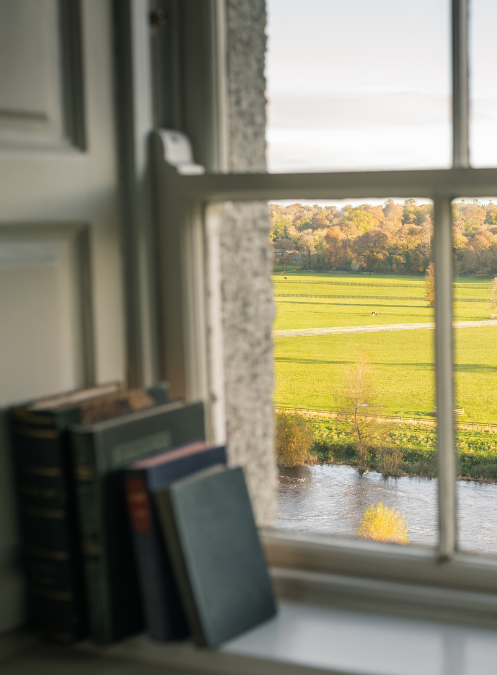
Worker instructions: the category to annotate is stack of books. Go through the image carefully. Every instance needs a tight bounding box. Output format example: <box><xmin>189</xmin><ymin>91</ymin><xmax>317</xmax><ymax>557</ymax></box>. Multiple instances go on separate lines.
<box><xmin>10</xmin><ymin>382</ymin><xmax>276</xmax><ymax>648</ymax></box>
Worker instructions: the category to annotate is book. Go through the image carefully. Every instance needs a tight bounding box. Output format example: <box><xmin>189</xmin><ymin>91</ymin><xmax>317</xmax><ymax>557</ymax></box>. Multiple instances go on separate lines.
<box><xmin>9</xmin><ymin>381</ymin><xmax>169</xmax><ymax>644</ymax></box>
<box><xmin>154</xmin><ymin>466</ymin><xmax>277</xmax><ymax>647</ymax></box>
<box><xmin>70</xmin><ymin>399</ymin><xmax>205</xmax><ymax>644</ymax></box>
<box><xmin>125</xmin><ymin>441</ymin><xmax>228</xmax><ymax>641</ymax></box>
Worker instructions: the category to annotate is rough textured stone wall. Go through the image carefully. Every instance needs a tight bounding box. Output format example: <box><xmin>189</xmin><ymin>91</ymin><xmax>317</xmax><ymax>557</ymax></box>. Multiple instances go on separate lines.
<box><xmin>220</xmin><ymin>0</ymin><xmax>277</xmax><ymax>526</ymax></box>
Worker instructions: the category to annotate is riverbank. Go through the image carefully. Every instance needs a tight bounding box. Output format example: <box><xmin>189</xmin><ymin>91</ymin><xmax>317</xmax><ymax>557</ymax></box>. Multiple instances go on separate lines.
<box><xmin>277</xmin><ymin>464</ymin><xmax>497</xmax><ymax>553</ymax></box>
<box><xmin>311</xmin><ymin>418</ymin><xmax>497</xmax><ymax>482</ymax></box>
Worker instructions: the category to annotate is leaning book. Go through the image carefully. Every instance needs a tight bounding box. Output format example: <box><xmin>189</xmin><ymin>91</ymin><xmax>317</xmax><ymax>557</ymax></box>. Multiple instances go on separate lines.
<box><xmin>70</xmin><ymin>399</ymin><xmax>205</xmax><ymax>644</ymax></box>
<box><xmin>154</xmin><ymin>465</ymin><xmax>277</xmax><ymax>647</ymax></box>
<box><xmin>9</xmin><ymin>381</ymin><xmax>169</xmax><ymax>643</ymax></box>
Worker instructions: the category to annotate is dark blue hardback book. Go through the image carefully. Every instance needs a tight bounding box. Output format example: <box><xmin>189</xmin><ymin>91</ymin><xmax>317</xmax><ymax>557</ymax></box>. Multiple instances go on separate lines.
<box><xmin>154</xmin><ymin>466</ymin><xmax>277</xmax><ymax>647</ymax></box>
<box><xmin>125</xmin><ymin>441</ymin><xmax>227</xmax><ymax>641</ymax></box>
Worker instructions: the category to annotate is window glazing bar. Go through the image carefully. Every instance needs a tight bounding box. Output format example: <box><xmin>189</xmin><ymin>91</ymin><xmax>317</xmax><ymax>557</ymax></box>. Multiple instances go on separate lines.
<box><xmin>433</xmin><ymin>198</ymin><xmax>457</xmax><ymax>559</ymax></box>
<box><xmin>452</xmin><ymin>0</ymin><xmax>470</xmax><ymax>168</ymax></box>
<box><xmin>168</xmin><ymin>167</ymin><xmax>497</xmax><ymax>202</ymax></box>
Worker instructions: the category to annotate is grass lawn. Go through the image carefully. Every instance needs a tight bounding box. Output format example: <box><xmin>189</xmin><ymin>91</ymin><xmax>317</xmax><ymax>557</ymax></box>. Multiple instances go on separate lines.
<box><xmin>273</xmin><ymin>272</ymin><xmax>497</xmax><ymax>479</ymax></box>
<box><xmin>272</xmin><ymin>272</ymin><xmax>492</xmax><ymax>330</ymax></box>
<box><xmin>275</xmin><ymin>322</ymin><xmax>497</xmax><ymax>422</ymax></box>
<box><xmin>274</xmin><ymin>299</ymin><xmax>494</xmax><ymax>330</ymax></box>
<box><xmin>275</xmin><ymin>330</ymin><xmax>436</xmax><ymax>416</ymax></box>
<box><xmin>273</xmin><ymin>270</ymin><xmax>492</xmax><ymax>287</ymax></box>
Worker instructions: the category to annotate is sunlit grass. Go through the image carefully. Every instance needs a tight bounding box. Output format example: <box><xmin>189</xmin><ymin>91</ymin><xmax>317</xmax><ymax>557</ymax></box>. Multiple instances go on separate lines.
<box><xmin>272</xmin><ymin>272</ymin><xmax>492</xmax><ymax>331</ymax></box>
<box><xmin>273</xmin><ymin>297</ymin><xmax>490</xmax><ymax>331</ymax></box>
<box><xmin>273</xmin><ymin>272</ymin><xmax>497</xmax><ymax>479</ymax></box>
<box><xmin>274</xmin><ymin>327</ymin><xmax>497</xmax><ymax>423</ymax></box>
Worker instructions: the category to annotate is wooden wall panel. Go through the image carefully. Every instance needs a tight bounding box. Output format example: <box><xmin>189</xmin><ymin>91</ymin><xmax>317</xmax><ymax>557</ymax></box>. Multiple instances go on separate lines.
<box><xmin>0</xmin><ymin>0</ymin><xmax>84</xmax><ymax>150</ymax></box>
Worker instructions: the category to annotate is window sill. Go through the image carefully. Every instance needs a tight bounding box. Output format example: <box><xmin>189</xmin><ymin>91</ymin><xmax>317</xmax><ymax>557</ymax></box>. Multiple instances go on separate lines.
<box><xmin>262</xmin><ymin>529</ymin><xmax>497</xmax><ymax>602</ymax></box>
<box><xmin>4</xmin><ymin>531</ymin><xmax>497</xmax><ymax>675</ymax></box>
<box><xmin>3</xmin><ymin>599</ymin><xmax>497</xmax><ymax>675</ymax></box>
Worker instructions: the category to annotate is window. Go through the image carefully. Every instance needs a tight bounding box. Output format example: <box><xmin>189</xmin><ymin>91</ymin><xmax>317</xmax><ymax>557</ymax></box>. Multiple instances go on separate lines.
<box><xmin>154</xmin><ymin>0</ymin><xmax>497</xmax><ymax>605</ymax></box>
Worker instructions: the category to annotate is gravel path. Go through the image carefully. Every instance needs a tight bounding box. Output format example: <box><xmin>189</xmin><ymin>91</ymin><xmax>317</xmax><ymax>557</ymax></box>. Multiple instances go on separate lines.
<box><xmin>274</xmin><ymin>293</ymin><xmax>486</xmax><ymax>302</ymax></box>
<box><xmin>273</xmin><ymin>319</ymin><xmax>497</xmax><ymax>338</ymax></box>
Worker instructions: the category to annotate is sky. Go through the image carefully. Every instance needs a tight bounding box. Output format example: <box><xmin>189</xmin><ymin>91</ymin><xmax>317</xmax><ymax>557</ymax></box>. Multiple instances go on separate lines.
<box><xmin>265</xmin><ymin>0</ymin><xmax>497</xmax><ymax>176</ymax></box>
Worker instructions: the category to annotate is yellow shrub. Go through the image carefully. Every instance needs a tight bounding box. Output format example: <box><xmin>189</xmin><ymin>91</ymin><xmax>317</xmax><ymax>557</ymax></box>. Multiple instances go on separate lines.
<box><xmin>276</xmin><ymin>411</ymin><xmax>315</xmax><ymax>467</ymax></box>
<box><xmin>358</xmin><ymin>502</ymin><xmax>410</xmax><ymax>544</ymax></box>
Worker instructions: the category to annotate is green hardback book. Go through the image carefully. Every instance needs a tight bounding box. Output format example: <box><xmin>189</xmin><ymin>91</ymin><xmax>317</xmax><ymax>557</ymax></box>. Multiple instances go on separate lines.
<box><xmin>154</xmin><ymin>466</ymin><xmax>277</xmax><ymax>648</ymax></box>
<box><xmin>70</xmin><ymin>399</ymin><xmax>205</xmax><ymax>644</ymax></box>
<box><xmin>9</xmin><ymin>381</ymin><xmax>169</xmax><ymax>643</ymax></box>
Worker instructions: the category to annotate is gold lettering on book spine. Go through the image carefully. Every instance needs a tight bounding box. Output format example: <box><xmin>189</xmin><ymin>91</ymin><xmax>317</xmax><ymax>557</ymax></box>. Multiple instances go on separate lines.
<box><xmin>39</xmin><ymin>630</ymin><xmax>73</xmax><ymax>643</ymax></box>
<box><xmin>21</xmin><ymin>484</ymin><xmax>57</xmax><ymax>499</ymax></box>
<box><xmin>75</xmin><ymin>465</ymin><xmax>95</xmax><ymax>481</ymax></box>
<box><xmin>10</xmin><ymin>409</ymin><xmax>56</xmax><ymax>426</ymax></box>
<box><xmin>30</xmin><ymin>588</ymin><xmax>73</xmax><ymax>601</ymax></box>
<box><xmin>82</xmin><ymin>536</ymin><xmax>102</xmax><ymax>556</ymax></box>
<box><xmin>12</xmin><ymin>426</ymin><xmax>59</xmax><ymax>439</ymax></box>
<box><xmin>20</xmin><ymin>465</ymin><xmax>61</xmax><ymax>477</ymax></box>
<box><xmin>22</xmin><ymin>505</ymin><xmax>66</xmax><ymax>519</ymax></box>
<box><xmin>26</xmin><ymin>546</ymin><xmax>70</xmax><ymax>561</ymax></box>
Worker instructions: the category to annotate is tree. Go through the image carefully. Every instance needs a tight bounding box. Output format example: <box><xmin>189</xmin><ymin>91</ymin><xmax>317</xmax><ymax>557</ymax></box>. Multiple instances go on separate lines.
<box><xmin>424</xmin><ymin>262</ymin><xmax>435</xmax><ymax>307</ymax></box>
<box><xmin>453</xmin><ymin>201</ymin><xmax>486</xmax><ymax>234</ymax></box>
<box><xmin>275</xmin><ymin>411</ymin><xmax>315</xmax><ymax>467</ymax></box>
<box><xmin>324</xmin><ymin>226</ymin><xmax>348</xmax><ymax>270</ymax></box>
<box><xmin>353</xmin><ymin>228</ymin><xmax>389</xmax><ymax>273</ymax></box>
<box><xmin>485</xmin><ymin>202</ymin><xmax>497</xmax><ymax>226</ymax></box>
<box><xmin>358</xmin><ymin>502</ymin><xmax>410</xmax><ymax>544</ymax></box>
<box><xmin>269</xmin><ymin>200</ymin><xmax>495</xmax><ymax>275</ymax></box>
<box><xmin>269</xmin><ymin>212</ymin><xmax>292</xmax><ymax>241</ymax></box>
<box><xmin>273</xmin><ymin>237</ymin><xmax>295</xmax><ymax>272</ymax></box>
<box><xmin>337</xmin><ymin>354</ymin><xmax>381</xmax><ymax>469</ymax></box>
<box><xmin>342</xmin><ymin>206</ymin><xmax>376</xmax><ymax>235</ymax></box>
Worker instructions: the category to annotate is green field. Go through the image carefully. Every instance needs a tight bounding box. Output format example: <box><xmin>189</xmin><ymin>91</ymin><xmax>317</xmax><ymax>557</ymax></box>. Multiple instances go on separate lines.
<box><xmin>273</xmin><ymin>272</ymin><xmax>497</xmax><ymax>479</ymax></box>
<box><xmin>273</xmin><ymin>272</ymin><xmax>491</xmax><ymax>330</ymax></box>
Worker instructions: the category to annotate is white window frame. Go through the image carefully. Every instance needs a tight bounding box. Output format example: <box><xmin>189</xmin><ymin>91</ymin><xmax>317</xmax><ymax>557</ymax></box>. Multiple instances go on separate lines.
<box><xmin>153</xmin><ymin>0</ymin><xmax>497</xmax><ymax>620</ymax></box>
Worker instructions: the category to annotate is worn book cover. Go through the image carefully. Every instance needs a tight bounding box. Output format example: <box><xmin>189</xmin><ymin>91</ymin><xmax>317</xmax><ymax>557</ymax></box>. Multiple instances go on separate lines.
<box><xmin>154</xmin><ymin>466</ymin><xmax>277</xmax><ymax>647</ymax></box>
<box><xmin>9</xmin><ymin>381</ymin><xmax>169</xmax><ymax>643</ymax></box>
<box><xmin>71</xmin><ymin>399</ymin><xmax>205</xmax><ymax>644</ymax></box>
<box><xmin>125</xmin><ymin>441</ymin><xmax>227</xmax><ymax>641</ymax></box>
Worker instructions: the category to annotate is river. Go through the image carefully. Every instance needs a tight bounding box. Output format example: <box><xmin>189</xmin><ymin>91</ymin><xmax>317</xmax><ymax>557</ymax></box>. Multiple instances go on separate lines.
<box><xmin>277</xmin><ymin>464</ymin><xmax>497</xmax><ymax>554</ymax></box>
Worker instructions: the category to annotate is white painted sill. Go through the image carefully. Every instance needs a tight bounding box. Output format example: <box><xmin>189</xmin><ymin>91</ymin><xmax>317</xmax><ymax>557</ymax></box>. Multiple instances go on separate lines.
<box><xmin>4</xmin><ymin>530</ymin><xmax>497</xmax><ymax>675</ymax></box>
<box><xmin>3</xmin><ymin>599</ymin><xmax>497</xmax><ymax>675</ymax></box>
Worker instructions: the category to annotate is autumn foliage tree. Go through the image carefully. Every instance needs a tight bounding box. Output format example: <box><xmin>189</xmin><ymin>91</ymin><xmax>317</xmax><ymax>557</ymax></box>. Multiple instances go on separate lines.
<box><xmin>275</xmin><ymin>411</ymin><xmax>315</xmax><ymax>467</ymax></box>
<box><xmin>272</xmin><ymin>237</ymin><xmax>295</xmax><ymax>272</ymax></box>
<box><xmin>337</xmin><ymin>354</ymin><xmax>381</xmax><ymax>470</ymax></box>
<box><xmin>270</xmin><ymin>198</ymin><xmax>497</xmax><ymax>276</ymax></box>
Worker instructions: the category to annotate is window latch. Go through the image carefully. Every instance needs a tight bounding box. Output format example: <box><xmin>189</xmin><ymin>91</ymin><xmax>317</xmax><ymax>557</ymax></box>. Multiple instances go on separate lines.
<box><xmin>157</xmin><ymin>130</ymin><xmax>205</xmax><ymax>176</ymax></box>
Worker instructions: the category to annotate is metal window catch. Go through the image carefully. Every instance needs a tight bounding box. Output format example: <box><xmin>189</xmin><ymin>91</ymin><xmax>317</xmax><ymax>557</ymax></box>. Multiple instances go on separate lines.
<box><xmin>150</xmin><ymin>9</ymin><xmax>167</xmax><ymax>26</ymax></box>
<box><xmin>157</xmin><ymin>130</ymin><xmax>205</xmax><ymax>176</ymax></box>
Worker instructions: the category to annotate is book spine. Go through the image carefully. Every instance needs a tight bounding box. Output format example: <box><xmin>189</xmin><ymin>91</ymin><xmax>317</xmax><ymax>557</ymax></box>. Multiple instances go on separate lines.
<box><xmin>71</xmin><ymin>431</ymin><xmax>113</xmax><ymax>644</ymax></box>
<box><xmin>125</xmin><ymin>473</ymin><xmax>168</xmax><ymax>640</ymax></box>
<box><xmin>9</xmin><ymin>414</ymin><xmax>87</xmax><ymax>643</ymax></box>
<box><xmin>155</xmin><ymin>489</ymin><xmax>206</xmax><ymax>646</ymax></box>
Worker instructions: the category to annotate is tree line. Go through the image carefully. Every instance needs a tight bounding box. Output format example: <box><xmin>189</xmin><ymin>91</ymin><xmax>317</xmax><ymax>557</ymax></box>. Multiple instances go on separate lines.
<box><xmin>270</xmin><ymin>199</ymin><xmax>497</xmax><ymax>275</ymax></box>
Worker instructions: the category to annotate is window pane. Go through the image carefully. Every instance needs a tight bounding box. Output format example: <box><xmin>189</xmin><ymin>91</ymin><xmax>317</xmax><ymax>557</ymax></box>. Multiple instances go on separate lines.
<box><xmin>452</xmin><ymin>198</ymin><xmax>497</xmax><ymax>554</ymax></box>
<box><xmin>272</xmin><ymin>197</ymin><xmax>437</xmax><ymax>547</ymax></box>
<box><xmin>265</xmin><ymin>0</ymin><xmax>451</xmax><ymax>172</ymax></box>
<box><xmin>469</xmin><ymin>0</ymin><xmax>497</xmax><ymax>167</ymax></box>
